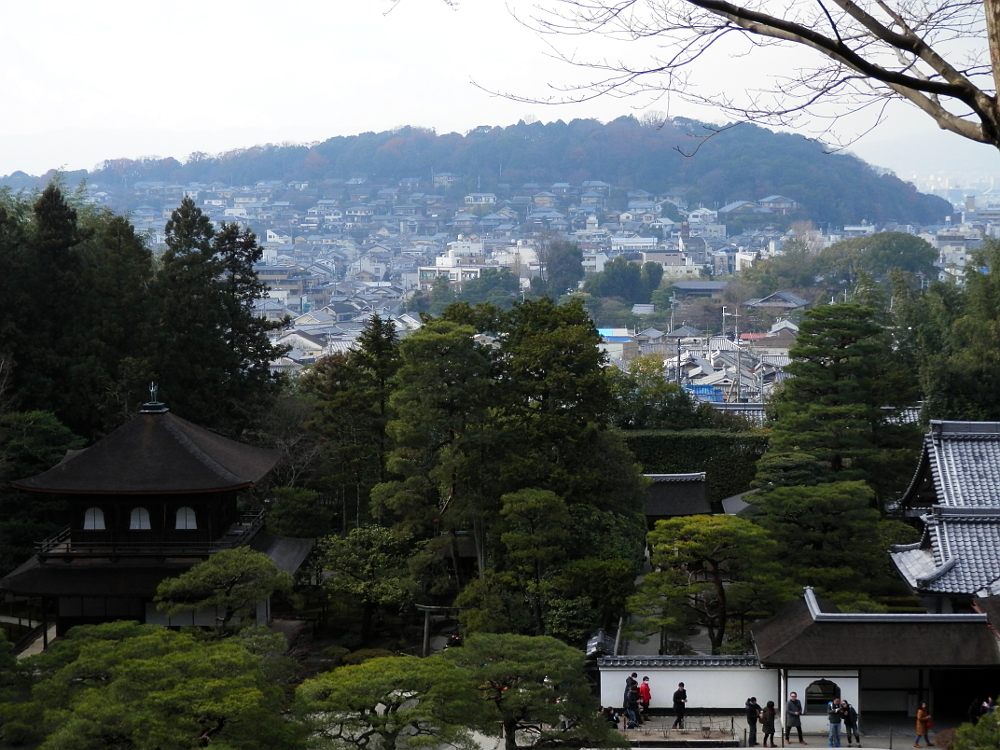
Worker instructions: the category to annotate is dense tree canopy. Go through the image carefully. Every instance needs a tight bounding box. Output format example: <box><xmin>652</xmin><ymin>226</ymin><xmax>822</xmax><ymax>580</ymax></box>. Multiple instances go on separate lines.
<box><xmin>443</xmin><ymin>633</ymin><xmax>624</xmax><ymax>750</ymax></box>
<box><xmin>630</xmin><ymin>515</ymin><xmax>793</xmax><ymax>653</ymax></box>
<box><xmin>296</xmin><ymin>655</ymin><xmax>478</xmax><ymax>750</ymax></box>
<box><xmin>0</xmin><ymin>622</ymin><xmax>300</xmax><ymax>749</ymax></box>
<box><xmin>73</xmin><ymin>119</ymin><xmax>949</xmax><ymax>226</ymax></box>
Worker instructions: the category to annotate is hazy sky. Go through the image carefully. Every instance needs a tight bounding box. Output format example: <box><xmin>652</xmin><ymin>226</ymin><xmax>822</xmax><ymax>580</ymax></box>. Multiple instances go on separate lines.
<box><xmin>0</xmin><ymin>0</ymin><xmax>993</xmax><ymax>183</ymax></box>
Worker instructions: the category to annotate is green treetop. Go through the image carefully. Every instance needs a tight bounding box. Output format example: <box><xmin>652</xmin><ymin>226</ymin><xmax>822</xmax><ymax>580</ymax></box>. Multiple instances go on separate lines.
<box><xmin>154</xmin><ymin>547</ymin><xmax>292</xmax><ymax>634</ymax></box>
<box><xmin>444</xmin><ymin>633</ymin><xmax>625</xmax><ymax>750</ymax></box>
<box><xmin>296</xmin><ymin>655</ymin><xmax>479</xmax><ymax>750</ymax></box>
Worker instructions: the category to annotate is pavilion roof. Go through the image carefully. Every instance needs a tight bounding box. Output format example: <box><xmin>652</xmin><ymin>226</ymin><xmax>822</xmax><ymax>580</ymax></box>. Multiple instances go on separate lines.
<box><xmin>11</xmin><ymin>405</ymin><xmax>281</xmax><ymax>495</ymax></box>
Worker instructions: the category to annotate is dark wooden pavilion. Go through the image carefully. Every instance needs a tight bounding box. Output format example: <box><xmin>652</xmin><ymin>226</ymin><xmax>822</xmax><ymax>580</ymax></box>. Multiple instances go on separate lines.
<box><xmin>0</xmin><ymin>400</ymin><xmax>312</xmax><ymax>637</ymax></box>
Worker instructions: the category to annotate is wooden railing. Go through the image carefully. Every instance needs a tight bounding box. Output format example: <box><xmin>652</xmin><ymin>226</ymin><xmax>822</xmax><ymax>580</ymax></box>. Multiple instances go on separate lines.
<box><xmin>36</xmin><ymin>511</ymin><xmax>266</xmax><ymax>559</ymax></box>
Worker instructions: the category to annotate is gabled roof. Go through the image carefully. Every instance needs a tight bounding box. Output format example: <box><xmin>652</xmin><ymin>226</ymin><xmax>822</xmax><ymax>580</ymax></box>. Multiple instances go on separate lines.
<box><xmin>752</xmin><ymin>587</ymin><xmax>1000</xmax><ymax>667</ymax></box>
<box><xmin>12</xmin><ymin>406</ymin><xmax>281</xmax><ymax>495</ymax></box>
<box><xmin>746</xmin><ymin>291</ymin><xmax>809</xmax><ymax>309</ymax></box>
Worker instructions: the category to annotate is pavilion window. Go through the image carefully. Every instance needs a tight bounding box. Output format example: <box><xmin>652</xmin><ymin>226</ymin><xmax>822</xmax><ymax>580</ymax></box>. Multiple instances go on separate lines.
<box><xmin>805</xmin><ymin>679</ymin><xmax>840</xmax><ymax>713</ymax></box>
<box><xmin>83</xmin><ymin>507</ymin><xmax>105</xmax><ymax>530</ymax></box>
<box><xmin>175</xmin><ymin>506</ymin><xmax>197</xmax><ymax>530</ymax></box>
<box><xmin>130</xmin><ymin>507</ymin><xmax>151</xmax><ymax>530</ymax></box>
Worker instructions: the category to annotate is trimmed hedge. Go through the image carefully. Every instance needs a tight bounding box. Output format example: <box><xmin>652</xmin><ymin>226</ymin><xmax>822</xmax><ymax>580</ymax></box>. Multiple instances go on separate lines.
<box><xmin>622</xmin><ymin>429</ymin><xmax>769</xmax><ymax>505</ymax></box>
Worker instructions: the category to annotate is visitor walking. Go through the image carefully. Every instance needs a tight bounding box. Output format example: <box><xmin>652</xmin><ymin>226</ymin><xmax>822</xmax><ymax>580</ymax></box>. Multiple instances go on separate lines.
<box><xmin>914</xmin><ymin>703</ymin><xmax>932</xmax><ymax>747</ymax></box>
<box><xmin>639</xmin><ymin>677</ymin><xmax>652</xmax><ymax>720</ymax></box>
<box><xmin>785</xmin><ymin>691</ymin><xmax>806</xmax><ymax>745</ymax></box>
<box><xmin>672</xmin><ymin>682</ymin><xmax>688</xmax><ymax>729</ymax></box>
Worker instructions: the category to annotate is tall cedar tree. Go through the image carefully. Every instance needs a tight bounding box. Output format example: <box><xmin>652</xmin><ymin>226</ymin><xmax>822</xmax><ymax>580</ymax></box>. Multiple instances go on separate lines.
<box><xmin>756</xmin><ymin>302</ymin><xmax>918</xmax><ymax>494</ymax></box>
<box><xmin>151</xmin><ymin>198</ymin><xmax>287</xmax><ymax>435</ymax></box>
<box><xmin>15</xmin><ymin>187</ymin><xmax>85</xmax><ymax>428</ymax></box>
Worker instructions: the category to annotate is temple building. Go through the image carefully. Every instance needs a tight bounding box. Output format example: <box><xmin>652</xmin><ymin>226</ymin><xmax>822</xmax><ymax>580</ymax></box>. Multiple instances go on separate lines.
<box><xmin>0</xmin><ymin>399</ymin><xmax>312</xmax><ymax>637</ymax></box>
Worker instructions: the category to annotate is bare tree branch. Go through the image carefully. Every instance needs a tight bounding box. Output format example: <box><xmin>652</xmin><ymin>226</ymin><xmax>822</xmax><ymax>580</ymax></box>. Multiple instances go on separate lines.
<box><xmin>487</xmin><ymin>0</ymin><xmax>1000</xmax><ymax>151</ymax></box>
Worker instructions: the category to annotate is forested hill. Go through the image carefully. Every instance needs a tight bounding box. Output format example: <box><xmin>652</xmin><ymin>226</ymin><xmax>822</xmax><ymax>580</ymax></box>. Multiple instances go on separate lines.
<box><xmin>3</xmin><ymin>116</ymin><xmax>948</xmax><ymax>225</ymax></box>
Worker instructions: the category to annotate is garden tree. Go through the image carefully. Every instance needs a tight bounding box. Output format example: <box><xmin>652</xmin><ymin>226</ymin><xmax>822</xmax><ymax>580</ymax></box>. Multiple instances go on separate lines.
<box><xmin>497</xmin><ymin>489</ymin><xmax>571</xmax><ymax>635</ymax></box>
<box><xmin>154</xmin><ymin>547</ymin><xmax>293</xmax><ymax>634</ymax></box>
<box><xmin>149</xmin><ymin>198</ymin><xmax>287</xmax><ymax>436</ymax></box>
<box><xmin>267</xmin><ymin>487</ymin><xmax>334</xmax><ymax>538</ymax></box>
<box><xmin>302</xmin><ymin>315</ymin><xmax>401</xmax><ymax>525</ymax></box>
<box><xmin>0</xmin><ymin>411</ymin><xmax>84</xmax><ymax>575</ymax></box>
<box><xmin>629</xmin><ymin>515</ymin><xmax>794</xmax><ymax>654</ymax></box>
<box><xmin>296</xmin><ymin>655</ymin><xmax>479</xmax><ymax>750</ymax></box>
<box><xmin>910</xmin><ymin>241</ymin><xmax>1000</xmax><ymax>420</ymax></box>
<box><xmin>372</xmin><ymin>319</ymin><xmax>495</xmax><ymax>571</ymax></box>
<box><xmin>542</xmin><ymin>240</ymin><xmax>584</xmax><ymax>295</ymax></box>
<box><xmin>609</xmin><ymin>355</ymin><xmax>714</xmax><ymax>429</ymax></box>
<box><xmin>750</xmin><ymin>481</ymin><xmax>915</xmax><ymax>597</ymax></box>
<box><xmin>443</xmin><ymin>633</ymin><xmax>625</xmax><ymax>750</ymax></box>
<box><xmin>521</xmin><ymin>0</ymin><xmax>1000</xmax><ymax>154</ymax></box>
<box><xmin>0</xmin><ymin>622</ymin><xmax>300</xmax><ymax>749</ymax></box>
<box><xmin>756</xmin><ymin>302</ymin><xmax>920</xmax><ymax>495</ymax></box>
<box><xmin>487</xmin><ymin>298</ymin><xmax>647</xmax><ymax>553</ymax></box>
<box><xmin>318</xmin><ymin>525</ymin><xmax>417</xmax><ymax>639</ymax></box>
<box><xmin>954</xmin><ymin>707</ymin><xmax>1000</xmax><ymax>749</ymax></box>
<box><xmin>814</xmin><ymin>232</ymin><xmax>938</xmax><ymax>286</ymax></box>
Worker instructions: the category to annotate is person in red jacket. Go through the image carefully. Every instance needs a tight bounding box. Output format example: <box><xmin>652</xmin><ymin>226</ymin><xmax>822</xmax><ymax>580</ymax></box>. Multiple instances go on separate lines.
<box><xmin>639</xmin><ymin>677</ymin><xmax>652</xmax><ymax>720</ymax></box>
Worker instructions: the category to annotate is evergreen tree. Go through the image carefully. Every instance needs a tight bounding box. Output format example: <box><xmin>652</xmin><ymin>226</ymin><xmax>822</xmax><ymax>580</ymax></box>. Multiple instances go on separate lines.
<box><xmin>149</xmin><ymin>200</ymin><xmax>286</xmax><ymax>434</ymax></box>
<box><xmin>302</xmin><ymin>315</ymin><xmax>400</xmax><ymax>527</ymax></box>
<box><xmin>543</xmin><ymin>241</ymin><xmax>584</xmax><ymax>296</ymax></box>
<box><xmin>756</xmin><ymin>302</ymin><xmax>918</xmax><ymax>493</ymax></box>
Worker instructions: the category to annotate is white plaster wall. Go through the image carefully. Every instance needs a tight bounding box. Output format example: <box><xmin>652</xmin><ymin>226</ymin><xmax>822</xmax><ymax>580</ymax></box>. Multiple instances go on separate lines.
<box><xmin>601</xmin><ymin>666</ymin><xmax>779</xmax><ymax>711</ymax></box>
<box><xmin>786</xmin><ymin>670</ymin><xmax>860</xmax><ymax>735</ymax></box>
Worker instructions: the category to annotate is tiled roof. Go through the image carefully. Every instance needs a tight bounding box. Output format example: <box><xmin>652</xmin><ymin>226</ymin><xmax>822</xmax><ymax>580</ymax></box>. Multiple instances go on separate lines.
<box><xmin>927</xmin><ymin>421</ymin><xmax>1000</xmax><ymax>507</ymax></box>
<box><xmin>597</xmin><ymin>655</ymin><xmax>759</xmax><ymax>668</ymax></box>
<box><xmin>891</xmin><ymin>508</ymin><xmax>1000</xmax><ymax>594</ymax></box>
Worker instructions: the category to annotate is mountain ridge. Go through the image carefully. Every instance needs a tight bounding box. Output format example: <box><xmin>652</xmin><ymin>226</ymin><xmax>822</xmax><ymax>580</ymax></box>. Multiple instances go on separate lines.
<box><xmin>0</xmin><ymin>116</ymin><xmax>950</xmax><ymax>225</ymax></box>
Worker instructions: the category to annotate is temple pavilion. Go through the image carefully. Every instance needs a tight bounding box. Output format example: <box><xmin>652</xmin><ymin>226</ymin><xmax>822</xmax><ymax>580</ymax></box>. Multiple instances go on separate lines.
<box><xmin>0</xmin><ymin>399</ymin><xmax>313</xmax><ymax>637</ymax></box>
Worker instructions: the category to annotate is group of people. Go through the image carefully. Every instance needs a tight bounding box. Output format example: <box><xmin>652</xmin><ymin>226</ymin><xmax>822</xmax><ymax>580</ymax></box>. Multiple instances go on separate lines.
<box><xmin>825</xmin><ymin>697</ymin><xmax>861</xmax><ymax>748</ymax></box>
<box><xmin>745</xmin><ymin>697</ymin><xmax>778</xmax><ymax>747</ymax></box>
<box><xmin>606</xmin><ymin>674</ymin><xmax>688</xmax><ymax>730</ymax></box>
<box><xmin>967</xmin><ymin>696</ymin><xmax>996</xmax><ymax>725</ymax></box>
<box><xmin>744</xmin><ymin>692</ymin><xmax>825</xmax><ymax>747</ymax></box>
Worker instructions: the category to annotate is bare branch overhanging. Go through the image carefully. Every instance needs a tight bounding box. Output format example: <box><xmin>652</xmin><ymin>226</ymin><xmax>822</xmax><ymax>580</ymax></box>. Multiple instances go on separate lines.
<box><xmin>513</xmin><ymin>0</ymin><xmax>1000</xmax><ymax>150</ymax></box>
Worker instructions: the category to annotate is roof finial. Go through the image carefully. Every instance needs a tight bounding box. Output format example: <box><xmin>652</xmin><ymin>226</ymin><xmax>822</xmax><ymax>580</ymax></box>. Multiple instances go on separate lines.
<box><xmin>140</xmin><ymin>381</ymin><xmax>169</xmax><ymax>414</ymax></box>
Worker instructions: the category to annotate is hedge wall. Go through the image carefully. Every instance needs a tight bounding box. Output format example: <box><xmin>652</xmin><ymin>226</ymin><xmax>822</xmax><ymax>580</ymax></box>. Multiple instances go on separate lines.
<box><xmin>622</xmin><ymin>429</ymin><xmax>769</xmax><ymax>505</ymax></box>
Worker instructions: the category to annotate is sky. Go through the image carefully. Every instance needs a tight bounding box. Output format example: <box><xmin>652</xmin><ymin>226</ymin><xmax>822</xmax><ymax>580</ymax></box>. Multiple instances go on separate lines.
<box><xmin>0</xmin><ymin>0</ymin><xmax>994</xmax><ymax>187</ymax></box>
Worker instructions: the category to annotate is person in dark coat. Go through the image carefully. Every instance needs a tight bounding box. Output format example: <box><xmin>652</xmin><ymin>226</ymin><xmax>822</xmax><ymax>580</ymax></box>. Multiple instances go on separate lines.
<box><xmin>625</xmin><ymin>686</ymin><xmax>643</xmax><ymax>727</ymax></box>
<box><xmin>624</xmin><ymin>673</ymin><xmax>638</xmax><ymax>706</ymax></box>
<box><xmin>843</xmin><ymin>700</ymin><xmax>860</xmax><ymax>747</ymax></box>
<box><xmin>672</xmin><ymin>682</ymin><xmax>688</xmax><ymax>729</ymax></box>
<box><xmin>746</xmin><ymin>697</ymin><xmax>761</xmax><ymax>747</ymax></box>
<box><xmin>761</xmin><ymin>701</ymin><xmax>778</xmax><ymax>748</ymax></box>
<box><xmin>785</xmin><ymin>691</ymin><xmax>806</xmax><ymax>744</ymax></box>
